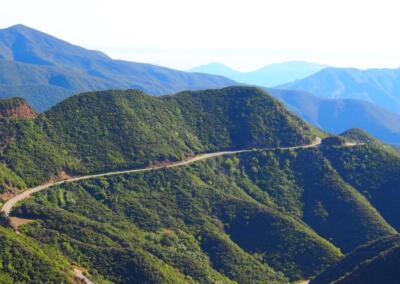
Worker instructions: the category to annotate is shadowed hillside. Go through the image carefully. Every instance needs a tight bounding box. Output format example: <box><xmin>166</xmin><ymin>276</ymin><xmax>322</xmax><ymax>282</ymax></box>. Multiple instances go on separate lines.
<box><xmin>311</xmin><ymin>235</ymin><xmax>400</xmax><ymax>284</ymax></box>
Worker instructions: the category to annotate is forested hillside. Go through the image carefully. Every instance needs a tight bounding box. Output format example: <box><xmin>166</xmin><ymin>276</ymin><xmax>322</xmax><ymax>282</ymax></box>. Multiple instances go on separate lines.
<box><xmin>311</xmin><ymin>234</ymin><xmax>400</xmax><ymax>284</ymax></box>
<box><xmin>8</xmin><ymin>136</ymin><xmax>400</xmax><ymax>283</ymax></box>
<box><xmin>0</xmin><ymin>226</ymin><xmax>75</xmax><ymax>283</ymax></box>
<box><xmin>0</xmin><ymin>87</ymin><xmax>399</xmax><ymax>283</ymax></box>
<box><xmin>0</xmin><ymin>86</ymin><xmax>315</xmax><ymax>191</ymax></box>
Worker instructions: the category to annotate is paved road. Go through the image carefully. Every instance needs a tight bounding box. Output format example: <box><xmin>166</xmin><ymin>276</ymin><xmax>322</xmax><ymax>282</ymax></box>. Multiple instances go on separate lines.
<box><xmin>1</xmin><ymin>138</ymin><xmax>322</xmax><ymax>216</ymax></box>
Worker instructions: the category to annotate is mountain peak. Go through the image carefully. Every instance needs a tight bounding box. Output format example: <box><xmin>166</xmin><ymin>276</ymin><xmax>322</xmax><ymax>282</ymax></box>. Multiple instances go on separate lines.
<box><xmin>280</xmin><ymin>66</ymin><xmax>400</xmax><ymax>114</ymax></box>
<box><xmin>6</xmin><ymin>24</ymin><xmax>34</xmax><ymax>31</ymax></box>
<box><xmin>189</xmin><ymin>62</ymin><xmax>239</xmax><ymax>75</ymax></box>
<box><xmin>2</xmin><ymin>24</ymin><xmax>55</xmax><ymax>39</ymax></box>
<box><xmin>189</xmin><ymin>61</ymin><xmax>328</xmax><ymax>87</ymax></box>
<box><xmin>256</xmin><ymin>61</ymin><xmax>328</xmax><ymax>73</ymax></box>
<box><xmin>0</xmin><ymin>25</ymin><xmax>235</xmax><ymax>111</ymax></box>
<box><xmin>0</xmin><ymin>24</ymin><xmax>111</xmax><ymax>66</ymax></box>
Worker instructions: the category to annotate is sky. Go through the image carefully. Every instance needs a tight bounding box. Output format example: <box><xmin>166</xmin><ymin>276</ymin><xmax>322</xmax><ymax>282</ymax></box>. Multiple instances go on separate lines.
<box><xmin>1</xmin><ymin>0</ymin><xmax>400</xmax><ymax>71</ymax></box>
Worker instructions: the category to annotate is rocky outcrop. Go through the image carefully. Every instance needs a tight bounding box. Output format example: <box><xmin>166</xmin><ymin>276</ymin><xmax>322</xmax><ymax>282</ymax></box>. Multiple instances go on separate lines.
<box><xmin>0</xmin><ymin>97</ymin><xmax>36</xmax><ymax>118</ymax></box>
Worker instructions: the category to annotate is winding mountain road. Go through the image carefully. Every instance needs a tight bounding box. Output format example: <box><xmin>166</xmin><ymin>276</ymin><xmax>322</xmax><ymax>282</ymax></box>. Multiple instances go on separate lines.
<box><xmin>2</xmin><ymin>138</ymin><xmax>323</xmax><ymax>217</ymax></box>
<box><xmin>2</xmin><ymin>137</ymin><xmax>360</xmax><ymax>284</ymax></box>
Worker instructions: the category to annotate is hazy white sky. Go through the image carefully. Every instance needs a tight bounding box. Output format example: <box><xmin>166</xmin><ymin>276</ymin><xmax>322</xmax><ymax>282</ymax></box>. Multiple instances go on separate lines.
<box><xmin>1</xmin><ymin>0</ymin><xmax>400</xmax><ymax>70</ymax></box>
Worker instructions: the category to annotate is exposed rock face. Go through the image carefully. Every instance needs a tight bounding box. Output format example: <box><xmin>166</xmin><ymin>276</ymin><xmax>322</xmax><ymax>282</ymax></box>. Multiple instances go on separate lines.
<box><xmin>0</xmin><ymin>97</ymin><xmax>36</xmax><ymax>118</ymax></box>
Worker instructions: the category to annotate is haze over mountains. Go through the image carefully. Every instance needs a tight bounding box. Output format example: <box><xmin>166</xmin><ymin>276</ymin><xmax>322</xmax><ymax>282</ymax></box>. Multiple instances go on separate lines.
<box><xmin>0</xmin><ymin>24</ymin><xmax>236</xmax><ymax>111</ymax></box>
<box><xmin>3</xmin><ymin>24</ymin><xmax>400</xmax><ymax>146</ymax></box>
<box><xmin>189</xmin><ymin>61</ymin><xmax>327</xmax><ymax>87</ymax></box>
<box><xmin>281</xmin><ymin>67</ymin><xmax>400</xmax><ymax>115</ymax></box>
<box><xmin>269</xmin><ymin>89</ymin><xmax>400</xmax><ymax>145</ymax></box>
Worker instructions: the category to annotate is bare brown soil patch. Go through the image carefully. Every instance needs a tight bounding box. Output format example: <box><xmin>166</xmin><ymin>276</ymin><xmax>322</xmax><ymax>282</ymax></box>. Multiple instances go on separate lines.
<box><xmin>9</xmin><ymin>216</ymin><xmax>34</xmax><ymax>229</ymax></box>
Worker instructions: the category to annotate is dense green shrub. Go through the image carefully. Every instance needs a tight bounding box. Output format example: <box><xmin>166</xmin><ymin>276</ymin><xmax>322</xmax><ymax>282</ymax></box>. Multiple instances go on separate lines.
<box><xmin>0</xmin><ymin>87</ymin><xmax>316</xmax><ymax>189</ymax></box>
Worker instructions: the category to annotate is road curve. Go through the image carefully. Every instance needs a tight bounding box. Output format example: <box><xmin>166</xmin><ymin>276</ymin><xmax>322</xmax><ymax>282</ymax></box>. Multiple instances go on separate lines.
<box><xmin>0</xmin><ymin>138</ymin><xmax>327</xmax><ymax>284</ymax></box>
<box><xmin>1</xmin><ymin>138</ymin><xmax>322</xmax><ymax>216</ymax></box>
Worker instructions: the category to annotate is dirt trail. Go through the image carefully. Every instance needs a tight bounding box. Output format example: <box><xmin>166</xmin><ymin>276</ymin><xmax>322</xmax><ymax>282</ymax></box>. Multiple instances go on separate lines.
<box><xmin>74</xmin><ymin>268</ymin><xmax>94</xmax><ymax>284</ymax></box>
<box><xmin>2</xmin><ymin>138</ymin><xmax>324</xmax><ymax>217</ymax></box>
<box><xmin>1</xmin><ymin>137</ymin><xmax>358</xmax><ymax>284</ymax></box>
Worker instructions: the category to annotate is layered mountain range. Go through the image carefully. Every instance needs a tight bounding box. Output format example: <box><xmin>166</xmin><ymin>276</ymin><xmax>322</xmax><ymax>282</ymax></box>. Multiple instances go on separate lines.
<box><xmin>189</xmin><ymin>61</ymin><xmax>327</xmax><ymax>87</ymax></box>
<box><xmin>0</xmin><ymin>24</ymin><xmax>235</xmax><ymax>111</ymax></box>
<box><xmin>280</xmin><ymin>67</ymin><xmax>400</xmax><ymax>115</ymax></box>
<box><xmin>3</xmin><ymin>23</ymin><xmax>400</xmax><ymax>147</ymax></box>
<box><xmin>190</xmin><ymin>61</ymin><xmax>400</xmax><ymax>145</ymax></box>
<box><xmin>269</xmin><ymin>89</ymin><xmax>400</xmax><ymax>145</ymax></box>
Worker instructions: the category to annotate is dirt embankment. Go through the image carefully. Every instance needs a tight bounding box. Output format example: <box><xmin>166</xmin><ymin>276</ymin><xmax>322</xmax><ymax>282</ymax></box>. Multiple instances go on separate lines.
<box><xmin>0</xmin><ymin>98</ymin><xmax>36</xmax><ymax>119</ymax></box>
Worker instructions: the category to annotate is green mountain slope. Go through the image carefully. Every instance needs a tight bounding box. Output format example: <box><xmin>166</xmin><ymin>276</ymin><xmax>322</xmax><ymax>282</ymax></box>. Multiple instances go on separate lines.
<box><xmin>311</xmin><ymin>235</ymin><xmax>400</xmax><ymax>284</ymax></box>
<box><xmin>13</xmin><ymin>154</ymin><xmax>342</xmax><ymax>283</ymax></box>
<box><xmin>0</xmin><ymin>86</ymin><xmax>316</xmax><ymax>190</ymax></box>
<box><xmin>322</xmin><ymin>131</ymin><xmax>400</xmax><ymax>230</ymax></box>
<box><xmin>0</xmin><ymin>226</ymin><xmax>75</xmax><ymax>283</ymax></box>
<box><xmin>1</xmin><ymin>87</ymin><xmax>399</xmax><ymax>283</ymax></box>
<box><xmin>11</xmin><ymin>140</ymin><xmax>400</xmax><ymax>282</ymax></box>
<box><xmin>238</xmin><ymin>145</ymin><xmax>396</xmax><ymax>252</ymax></box>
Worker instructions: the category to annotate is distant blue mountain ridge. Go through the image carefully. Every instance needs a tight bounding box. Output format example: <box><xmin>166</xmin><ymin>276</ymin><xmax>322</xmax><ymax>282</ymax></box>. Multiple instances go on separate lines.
<box><xmin>188</xmin><ymin>61</ymin><xmax>327</xmax><ymax>87</ymax></box>
<box><xmin>268</xmin><ymin>88</ymin><xmax>400</xmax><ymax>145</ymax></box>
<box><xmin>279</xmin><ymin>67</ymin><xmax>400</xmax><ymax>115</ymax></box>
<box><xmin>0</xmin><ymin>24</ymin><xmax>236</xmax><ymax>111</ymax></box>
<box><xmin>2</xmin><ymin>24</ymin><xmax>400</xmax><ymax>145</ymax></box>
<box><xmin>189</xmin><ymin>61</ymin><xmax>400</xmax><ymax>144</ymax></box>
